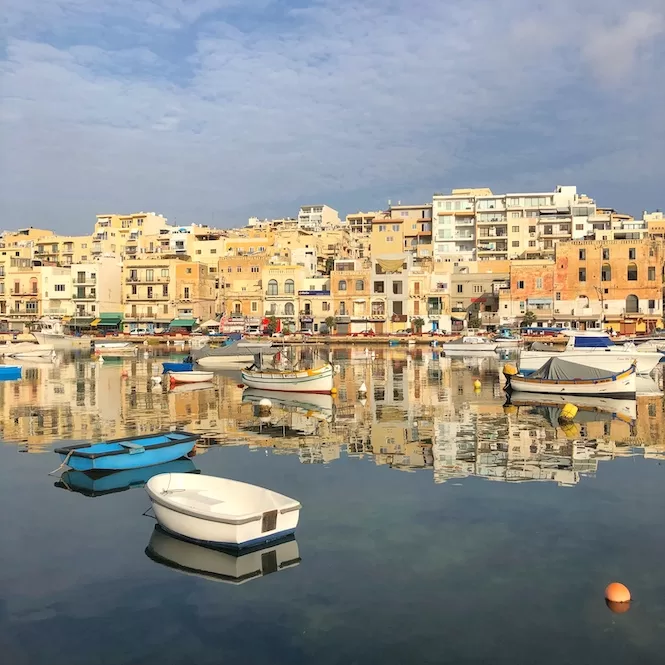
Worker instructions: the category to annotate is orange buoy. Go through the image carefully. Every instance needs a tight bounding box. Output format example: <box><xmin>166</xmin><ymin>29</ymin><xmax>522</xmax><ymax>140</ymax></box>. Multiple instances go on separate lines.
<box><xmin>605</xmin><ymin>582</ymin><xmax>631</xmax><ymax>604</ymax></box>
<box><xmin>606</xmin><ymin>599</ymin><xmax>631</xmax><ymax>614</ymax></box>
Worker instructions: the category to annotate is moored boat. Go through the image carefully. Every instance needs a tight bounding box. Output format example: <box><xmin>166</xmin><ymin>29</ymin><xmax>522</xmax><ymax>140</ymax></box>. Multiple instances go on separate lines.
<box><xmin>442</xmin><ymin>336</ymin><xmax>498</xmax><ymax>356</ymax></box>
<box><xmin>504</xmin><ymin>358</ymin><xmax>636</xmax><ymax>397</ymax></box>
<box><xmin>54</xmin><ymin>430</ymin><xmax>198</xmax><ymax>472</ymax></box>
<box><xmin>241</xmin><ymin>362</ymin><xmax>334</xmax><ymax>393</ymax></box>
<box><xmin>493</xmin><ymin>329</ymin><xmax>522</xmax><ymax>348</ymax></box>
<box><xmin>193</xmin><ymin>338</ymin><xmax>277</xmax><ymax>368</ymax></box>
<box><xmin>0</xmin><ymin>340</ymin><xmax>55</xmax><ymax>358</ymax></box>
<box><xmin>145</xmin><ymin>473</ymin><xmax>301</xmax><ymax>550</ymax></box>
<box><xmin>168</xmin><ymin>370</ymin><xmax>214</xmax><ymax>384</ymax></box>
<box><xmin>54</xmin><ymin>458</ymin><xmax>199</xmax><ymax>497</ymax></box>
<box><xmin>94</xmin><ymin>341</ymin><xmax>134</xmax><ymax>354</ymax></box>
<box><xmin>519</xmin><ymin>330</ymin><xmax>662</xmax><ymax>375</ymax></box>
<box><xmin>0</xmin><ymin>365</ymin><xmax>22</xmax><ymax>380</ymax></box>
<box><xmin>162</xmin><ymin>361</ymin><xmax>194</xmax><ymax>373</ymax></box>
<box><xmin>145</xmin><ymin>526</ymin><xmax>301</xmax><ymax>584</ymax></box>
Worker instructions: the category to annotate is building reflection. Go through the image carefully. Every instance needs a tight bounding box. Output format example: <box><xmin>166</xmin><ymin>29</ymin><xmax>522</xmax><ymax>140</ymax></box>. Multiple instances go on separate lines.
<box><xmin>1</xmin><ymin>347</ymin><xmax>664</xmax><ymax>486</ymax></box>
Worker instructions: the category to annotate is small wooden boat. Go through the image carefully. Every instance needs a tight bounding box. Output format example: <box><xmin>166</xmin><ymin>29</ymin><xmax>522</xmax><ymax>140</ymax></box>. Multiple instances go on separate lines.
<box><xmin>168</xmin><ymin>370</ymin><xmax>214</xmax><ymax>384</ymax></box>
<box><xmin>241</xmin><ymin>363</ymin><xmax>334</xmax><ymax>394</ymax></box>
<box><xmin>443</xmin><ymin>336</ymin><xmax>498</xmax><ymax>356</ymax></box>
<box><xmin>146</xmin><ymin>473</ymin><xmax>301</xmax><ymax>550</ymax></box>
<box><xmin>162</xmin><ymin>361</ymin><xmax>194</xmax><ymax>373</ymax></box>
<box><xmin>54</xmin><ymin>431</ymin><xmax>198</xmax><ymax>472</ymax></box>
<box><xmin>145</xmin><ymin>526</ymin><xmax>301</xmax><ymax>584</ymax></box>
<box><xmin>504</xmin><ymin>358</ymin><xmax>636</xmax><ymax>397</ymax></box>
<box><xmin>54</xmin><ymin>459</ymin><xmax>199</xmax><ymax>497</ymax></box>
<box><xmin>0</xmin><ymin>365</ymin><xmax>22</xmax><ymax>380</ymax></box>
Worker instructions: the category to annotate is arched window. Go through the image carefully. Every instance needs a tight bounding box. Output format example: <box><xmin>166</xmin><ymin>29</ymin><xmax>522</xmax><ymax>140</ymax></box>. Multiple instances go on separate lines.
<box><xmin>338</xmin><ymin>280</ymin><xmax>347</xmax><ymax>291</ymax></box>
<box><xmin>284</xmin><ymin>302</ymin><xmax>295</xmax><ymax>316</ymax></box>
<box><xmin>601</xmin><ymin>263</ymin><xmax>611</xmax><ymax>281</ymax></box>
<box><xmin>626</xmin><ymin>294</ymin><xmax>639</xmax><ymax>313</ymax></box>
<box><xmin>267</xmin><ymin>279</ymin><xmax>278</xmax><ymax>295</ymax></box>
<box><xmin>356</xmin><ymin>280</ymin><xmax>364</xmax><ymax>291</ymax></box>
<box><xmin>627</xmin><ymin>263</ymin><xmax>638</xmax><ymax>281</ymax></box>
<box><xmin>577</xmin><ymin>295</ymin><xmax>590</xmax><ymax>308</ymax></box>
<box><xmin>285</xmin><ymin>279</ymin><xmax>295</xmax><ymax>294</ymax></box>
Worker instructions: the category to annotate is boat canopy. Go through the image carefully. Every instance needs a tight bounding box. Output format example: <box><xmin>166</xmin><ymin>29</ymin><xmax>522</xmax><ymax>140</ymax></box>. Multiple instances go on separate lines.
<box><xmin>529</xmin><ymin>358</ymin><xmax>624</xmax><ymax>381</ymax></box>
<box><xmin>572</xmin><ymin>335</ymin><xmax>613</xmax><ymax>348</ymax></box>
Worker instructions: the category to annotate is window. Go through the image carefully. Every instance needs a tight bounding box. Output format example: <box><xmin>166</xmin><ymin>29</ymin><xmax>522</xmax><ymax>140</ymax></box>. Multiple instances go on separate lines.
<box><xmin>648</xmin><ymin>266</ymin><xmax>656</xmax><ymax>281</ymax></box>
<box><xmin>579</xmin><ymin>268</ymin><xmax>586</xmax><ymax>282</ymax></box>
<box><xmin>386</xmin><ymin>236</ymin><xmax>394</xmax><ymax>242</ymax></box>
<box><xmin>378</xmin><ymin>225</ymin><xmax>386</xmax><ymax>232</ymax></box>
<box><xmin>473</xmin><ymin>285</ymin><xmax>483</xmax><ymax>294</ymax></box>
<box><xmin>536</xmin><ymin>278</ymin><xmax>543</xmax><ymax>289</ymax></box>
<box><xmin>147</xmin><ymin>306</ymin><xmax>153</xmax><ymax>317</ymax></box>
<box><xmin>626</xmin><ymin>294</ymin><xmax>639</xmax><ymax>313</ymax></box>
<box><xmin>163</xmin><ymin>304</ymin><xmax>169</xmax><ymax>314</ymax></box>
<box><xmin>528</xmin><ymin>241</ymin><xmax>536</xmax><ymax>247</ymax></box>
<box><xmin>196</xmin><ymin>249</ymin><xmax>201</xmax><ymax>255</ymax></box>
<box><xmin>285</xmin><ymin>279</ymin><xmax>295</xmax><ymax>294</ymax></box>
<box><xmin>356</xmin><ymin>280</ymin><xmax>364</xmax><ymax>291</ymax></box>
<box><xmin>339</xmin><ymin>302</ymin><xmax>346</xmax><ymax>315</ymax></box>
<box><xmin>251</xmin><ymin>266</ymin><xmax>259</xmax><ymax>273</ymax></box>
<box><xmin>147</xmin><ymin>286</ymin><xmax>153</xmax><ymax>299</ymax></box>
<box><xmin>529</xmin><ymin>226</ymin><xmax>536</xmax><ymax>233</ymax></box>
<box><xmin>227</xmin><ymin>267</ymin><xmax>232</xmax><ymax>273</ymax></box>
<box><xmin>251</xmin><ymin>301</ymin><xmax>258</xmax><ymax>312</ymax></box>
<box><xmin>512</xmin><ymin>241</ymin><xmax>519</xmax><ymax>247</ymax></box>
<box><xmin>322</xmin><ymin>301</ymin><xmax>330</xmax><ymax>311</ymax></box>
<box><xmin>210</xmin><ymin>249</ymin><xmax>217</xmax><ymax>255</ymax></box>
<box><xmin>338</xmin><ymin>280</ymin><xmax>347</xmax><ymax>291</ymax></box>
<box><xmin>26</xmin><ymin>301</ymin><xmax>38</xmax><ymax>313</ymax></box>
<box><xmin>649</xmin><ymin>299</ymin><xmax>656</xmax><ymax>309</ymax></box>
<box><xmin>186</xmin><ymin>268</ymin><xmax>192</xmax><ymax>274</ymax></box>
<box><xmin>555</xmin><ymin>292</ymin><xmax>561</xmax><ymax>301</ymax></box>
<box><xmin>512</xmin><ymin>225</ymin><xmax>520</xmax><ymax>232</ymax></box>
<box><xmin>457</xmin><ymin>284</ymin><xmax>463</xmax><ymax>293</ymax></box>
<box><xmin>578</xmin><ymin>249</ymin><xmax>586</xmax><ymax>260</ymax></box>
<box><xmin>374</xmin><ymin>281</ymin><xmax>384</xmax><ymax>293</ymax></box>
<box><xmin>576</xmin><ymin>224</ymin><xmax>584</xmax><ymax>230</ymax></box>
<box><xmin>284</xmin><ymin>302</ymin><xmax>295</xmax><ymax>316</ymax></box>
<box><xmin>237</xmin><ymin>266</ymin><xmax>242</xmax><ymax>272</ymax></box>
<box><xmin>267</xmin><ymin>279</ymin><xmax>278</xmax><ymax>295</ymax></box>
<box><xmin>161</xmin><ymin>269</ymin><xmax>169</xmax><ymax>278</ymax></box>
<box><xmin>162</xmin><ymin>284</ymin><xmax>168</xmax><ymax>296</ymax></box>
<box><xmin>54</xmin><ymin>284</ymin><xmax>65</xmax><ymax>292</ymax></box>
<box><xmin>602</xmin><ymin>248</ymin><xmax>610</xmax><ymax>260</ymax></box>
<box><xmin>392</xmin><ymin>225</ymin><xmax>400</xmax><ymax>232</ymax></box>
<box><xmin>628</xmin><ymin>248</ymin><xmax>636</xmax><ymax>260</ymax></box>
<box><xmin>392</xmin><ymin>301</ymin><xmax>403</xmax><ymax>316</ymax></box>
<box><xmin>601</xmin><ymin>264</ymin><xmax>611</xmax><ymax>281</ymax></box>
<box><xmin>627</xmin><ymin>263</ymin><xmax>638</xmax><ymax>281</ymax></box>
<box><xmin>519</xmin><ymin>301</ymin><xmax>525</xmax><ymax>311</ymax></box>
<box><xmin>183</xmin><ymin>287</ymin><xmax>190</xmax><ymax>299</ymax></box>
<box><xmin>392</xmin><ymin>282</ymin><xmax>403</xmax><ymax>295</ymax></box>
<box><xmin>511</xmin><ymin>212</ymin><xmax>522</xmax><ymax>219</ymax></box>
<box><xmin>131</xmin><ymin>285</ymin><xmax>137</xmax><ymax>295</ymax></box>
<box><xmin>517</xmin><ymin>280</ymin><xmax>525</xmax><ymax>289</ymax></box>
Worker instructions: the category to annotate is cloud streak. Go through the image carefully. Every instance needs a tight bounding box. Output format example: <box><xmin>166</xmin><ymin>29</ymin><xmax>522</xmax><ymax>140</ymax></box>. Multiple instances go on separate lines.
<box><xmin>1</xmin><ymin>0</ymin><xmax>664</xmax><ymax>231</ymax></box>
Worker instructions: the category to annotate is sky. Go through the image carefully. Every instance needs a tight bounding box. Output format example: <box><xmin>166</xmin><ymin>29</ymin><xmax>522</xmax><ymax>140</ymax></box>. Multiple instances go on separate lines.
<box><xmin>1</xmin><ymin>0</ymin><xmax>664</xmax><ymax>233</ymax></box>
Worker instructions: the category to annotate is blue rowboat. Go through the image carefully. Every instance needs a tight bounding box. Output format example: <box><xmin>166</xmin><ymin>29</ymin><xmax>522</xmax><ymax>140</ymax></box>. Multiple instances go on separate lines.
<box><xmin>54</xmin><ymin>430</ymin><xmax>198</xmax><ymax>472</ymax></box>
<box><xmin>162</xmin><ymin>362</ymin><xmax>194</xmax><ymax>373</ymax></box>
<box><xmin>0</xmin><ymin>365</ymin><xmax>22</xmax><ymax>380</ymax></box>
<box><xmin>55</xmin><ymin>458</ymin><xmax>199</xmax><ymax>497</ymax></box>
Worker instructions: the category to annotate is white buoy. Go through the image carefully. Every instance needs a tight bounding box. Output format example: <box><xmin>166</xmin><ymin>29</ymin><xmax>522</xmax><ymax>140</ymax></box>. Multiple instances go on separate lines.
<box><xmin>151</xmin><ymin>375</ymin><xmax>162</xmax><ymax>384</ymax></box>
<box><xmin>258</xmin><ymin>397</ymin><xmax>272</xmax><ymax>416</ymax></box>
<box><xmin>98</xmin><ymin>356</ymin><xmax>104</xmax><ymax>364</ymax></box>
<box><xmin>359</xmin><ymin>397</ymin><xmax>367</xmax><ymax>407</ymax></box>
<box><xmin>358</xmin><ymin>382</ymin><xmax>367</xmax><ymax>394</ymax></box>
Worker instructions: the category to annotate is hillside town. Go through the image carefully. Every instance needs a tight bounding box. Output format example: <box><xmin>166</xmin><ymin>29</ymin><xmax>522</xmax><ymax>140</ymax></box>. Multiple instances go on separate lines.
<box><xmin>1</xmin><ymin>185</ymin><xmax>664</xmax><ymax>336</ymax></box>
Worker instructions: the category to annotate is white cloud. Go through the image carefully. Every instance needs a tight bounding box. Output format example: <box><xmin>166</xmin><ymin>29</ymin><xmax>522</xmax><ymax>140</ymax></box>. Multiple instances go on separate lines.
<box><xmin>0</xmin><ymin>0</ymin><xmax>664</xmax><ymax>231</ymax></box>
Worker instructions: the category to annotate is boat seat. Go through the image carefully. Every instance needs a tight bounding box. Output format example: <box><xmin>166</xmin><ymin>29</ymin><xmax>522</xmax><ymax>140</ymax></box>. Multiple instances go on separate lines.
<box><xmin>165</xmin><ymin>489</ymin><xmax>227</xmax><ymax>510</ymax></box>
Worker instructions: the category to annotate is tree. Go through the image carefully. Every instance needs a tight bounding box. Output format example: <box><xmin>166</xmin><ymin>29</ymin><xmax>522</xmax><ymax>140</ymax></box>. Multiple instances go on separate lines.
<box><xmin>265</xmin><ymin>315</ymin><xmax>279</xmax><ymax>336</ymax></box>
<box><xmin>324</xmin><ymin>316</ymin><xmax>336</xmax><ymax>335</ymax></box>
<box><xmin>411</xmin><ymin>317</ymin><xmax>425</xmax><ymax>334</ymax></box>
<box><xmin>468</xmin><ymin>314</ymin><xmax>482</xmax><ymax>330</ymax></box>
<box><xmin>521</xmin><ymin>310</ymin><xmax>537</xmax><ymax>328</ymax></box>
<box><xmin>324</xmin><ymin>257</ymin><xmax>335</xmax><ymax>275</ymax></box>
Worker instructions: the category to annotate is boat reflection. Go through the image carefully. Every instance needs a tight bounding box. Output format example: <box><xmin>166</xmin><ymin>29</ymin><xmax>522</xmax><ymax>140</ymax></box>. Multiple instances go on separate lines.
<box><xmin>145</xmin><ymin>526</ymin><xmax>301</xmax><ymax>584</ymax></box>
<box><xmin>54</xmin><ymin>458</ymin><xmax>199</xmax><ymax>497</ymax></box>
<box><xmin>242</xmin><ymin>388</ymin><xmax>334</xmax><ymax>422</ymax></box>
<box><xmin>506</xmin><ymin>394</ymin><xmax>637</xmax><ymax>423</ymax></box>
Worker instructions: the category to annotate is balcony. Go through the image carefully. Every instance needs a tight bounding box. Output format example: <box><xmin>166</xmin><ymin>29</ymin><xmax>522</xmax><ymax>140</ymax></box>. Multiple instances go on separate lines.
<box><xmin>428</xmin><ymin>308</ymin><xmax>443</xmax><ymax>317</ymax></box>
<box><xmin>8</xmin><ymin>309</ymin><xmax>38</xmax><ymax>316</ymax></box>
<box><xmin>455</xmin><ymin>218</ymin><xmax>475</xmax><ymax>225</ymax></box>
<box><xmin>125</xmin><ymin>276</ymin><xmax>169</xmax><ymax>284</ymax></box>
<box><xmin>368</xmin><ymin>313</ymin><xmax>385</xmax><ymax>320</ymax></box>
<box><xmin>476</xmin><ymin>217</ymin><xmax>507</xmax><ymax>224</ymax></box>
<box><xmin>391</xmin><ymin>314</ymin><xmax>408</xmax><ymax>323</ymax></box>
<box><xmin>451</xmin><ymin>307</ymin><xmax>467</xmax><ymax>313</ymax></box>
<box><xmin>10</xmin><ymin>289</ymin><xmax>39</xmax><ymax>297</ymax></box>
<box><xmin>43</xmin><ymin>308</ymin><xmax>69</xmax><ymax>315</ymax></box>
<box><xmin>481</xmin><ymin>312</ymin><xmax>500</xmax><ymax>324</ymax></box>
<box><xmin>73</xmin><ymin>294</ymin><xmax>96</xmax><ymax>300</ymax></box>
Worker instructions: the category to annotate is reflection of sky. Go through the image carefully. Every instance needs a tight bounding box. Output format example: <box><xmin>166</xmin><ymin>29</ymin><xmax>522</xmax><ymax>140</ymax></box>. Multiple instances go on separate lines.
<box><xmin>1</xmin><ymin>444</ymin><xmax>664</xmax><ymax>664</ymax></box>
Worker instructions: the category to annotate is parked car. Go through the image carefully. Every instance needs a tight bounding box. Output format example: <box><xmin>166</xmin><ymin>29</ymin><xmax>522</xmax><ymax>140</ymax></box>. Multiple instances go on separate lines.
<box><xmin>393</xmin><ymin>329</ymin><xmax>412</xmax><ymax>336</ymax></box>
<box><xmin>350</xmin><ymin>330</ymin><xmax>375</xmax><ymax>337</ymax></box>
<box><xmin>298</xmin><ymin>329</ymin><xmax>313</xmax><ymax>336</ymax></box>
<box><xmin>129</xmin><ymin>328</ymin><xmax>149</xmax><ymax>336</ymax></box>
<box><xmin>271</xmin><ymin>331</ymin><xmax>284</xmax><ymax>338</ymax></box>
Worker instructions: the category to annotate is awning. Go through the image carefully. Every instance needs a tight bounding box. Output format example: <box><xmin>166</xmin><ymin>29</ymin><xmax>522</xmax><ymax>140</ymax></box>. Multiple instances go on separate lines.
<box><xmin>90</xmin><ymin>318</ymin><xmax>102</xmax><ymax>326</ymax></box>
<box><xmin>95</xmin><ymin>313</ymin><xmax>123</xmax><ymax>326</ymax></box>
<box><xmin>200</xmin><ymin>319</ymin><xmax>220</xmax><ymax>328</ymax></box>
<box><xmin>451</xmin><ymin>315</ymin><xmax>466</xmax><ymax>321</ymax></box>
<box><xmin>62</xmin><ymin>316</ymin><xmax>72</xmax><ymax>322</ymax></box>
<box><xmin>169</xmin><ymin>318</ymin><xmax>196</xmax><ymax>328</ymax></box>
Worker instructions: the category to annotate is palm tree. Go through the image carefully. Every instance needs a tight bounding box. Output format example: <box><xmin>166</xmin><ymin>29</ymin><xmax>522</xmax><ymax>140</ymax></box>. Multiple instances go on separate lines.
<box><xmin>521</xmin><ymin>310</ymin><xmax>537</xmax><ymax>328</ymax></box>
<box><xmin>411</xmin><ymin>317</ymin><xmax>425</xmax><ymax>334</ymax></box>
<box><xmin>324</xmin><ymin>316</ymin><xmax>336</xmax><ymax>334</ymax></box>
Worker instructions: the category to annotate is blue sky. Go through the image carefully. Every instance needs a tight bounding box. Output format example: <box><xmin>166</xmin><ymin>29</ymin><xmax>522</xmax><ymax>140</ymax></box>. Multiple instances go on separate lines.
<box><xmin>1</xmin><ymin>0</ymin><xmax>664</xmax><ymax>233</ymax></box>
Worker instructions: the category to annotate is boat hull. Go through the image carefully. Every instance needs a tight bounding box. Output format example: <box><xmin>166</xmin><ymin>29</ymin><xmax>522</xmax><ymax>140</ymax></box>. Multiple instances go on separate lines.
<box><xmin>241</xmin><ymin>364</ymin><xmax>334</xmax><ymax>393</ymax></box>
<box><xmin>168</xmin><ymin>371</ymin><xmax>214</xmax><ymax>384</ymax></box>
<box><xmin>145</xmin><ymin>526</ymin><xmax>301</xmax><ymax>584</ymax></box>
<box><xmin>519</xmin><ymin>350</ymin><xmax>661</xmax><ymax>375</ymax></box>
<box><xmin>33</xmin><ymin>332</ymin><xmax>91</xmax><ymax>349</ymax></box>
<box><xmin>146</xmin><ymin>473</ymin><xmax>301</xmax><ymax>550</ymax></box>
<box><xmin>443</xmin><ymin>346</ymin><xmax>498</xmax><ymax>356</ymax></box>
<box><xmin>508</xmin><ymin>368</ymin><xmax>636</xmax><ymax>397</ymax></box>
<box><xmin>55</xmin><ymin>431</ymin><xmax>198</xmax><ymax>472</ymax></box>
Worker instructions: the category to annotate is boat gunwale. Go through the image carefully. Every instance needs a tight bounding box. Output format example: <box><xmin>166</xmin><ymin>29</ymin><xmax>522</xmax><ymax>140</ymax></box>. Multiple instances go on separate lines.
<box><xmin>54</xmin><ymin>430</ymin><xmax>198</xmax><ymax>459</ymax></box>
<box><xmin>512</xmin><ymin>365</ymin><xmax>635</xmax><ymax>386</ymax></box>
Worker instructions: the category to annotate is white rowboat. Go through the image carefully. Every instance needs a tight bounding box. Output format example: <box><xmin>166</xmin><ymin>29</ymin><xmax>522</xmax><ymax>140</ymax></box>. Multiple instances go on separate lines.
<box><xmin>146</xmin><ymin>473</ymin><xmax>301</xmax><ymax>549</ymax></box>
<box><xmin>168</xmin><ymin>371</ymin><xmax>214</xmax><ymax>384</ymax></box>
<box><xmin>241</xmin><ymin>363</ymin><xmax>334</xmax><ymax>393</ymax></box>
<box><xmin>443</xmin><ymin>336</ymin><xmax>498</xmax><ymax>356</ymax></box>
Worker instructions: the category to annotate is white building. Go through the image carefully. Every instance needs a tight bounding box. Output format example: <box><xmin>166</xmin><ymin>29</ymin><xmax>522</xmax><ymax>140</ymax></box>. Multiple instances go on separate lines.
<box><xmin>39</xmin><ymin>266</ymin><xmax>73</xmax><ymax>319</ymax></box>
<box><xmin>297</xmin><ymin>205</ymin><xmax>340</xmax><ymax>231</ymax></box>
<box><xmin>71</xmin><ymin>257</ymin><xmax>123</xmax><ymax>324</ymax></box>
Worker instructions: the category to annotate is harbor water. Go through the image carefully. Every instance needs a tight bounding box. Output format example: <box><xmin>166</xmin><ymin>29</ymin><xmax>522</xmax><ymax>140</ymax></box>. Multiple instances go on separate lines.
<box><xmin>1</xmin><ymin>345</ymin><xmax>664</xmax><ymax>664</ymax></box>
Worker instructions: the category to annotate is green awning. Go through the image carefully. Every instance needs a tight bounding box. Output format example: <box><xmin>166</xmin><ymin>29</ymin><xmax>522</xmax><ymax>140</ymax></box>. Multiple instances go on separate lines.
<box><xmin>97</xmin><ymin>313</ymin><xmax>123</xmax><ymax>326</ymax></box>
<box><xmin>169</xmin><ymin>318</ymin><xmax>196</xmax><ymax>328</ymax></box>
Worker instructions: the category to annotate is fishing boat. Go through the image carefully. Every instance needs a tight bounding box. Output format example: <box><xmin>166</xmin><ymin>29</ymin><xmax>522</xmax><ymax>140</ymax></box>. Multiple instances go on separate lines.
<box><xmin>54</xmin><ymin>430</ymin><xmax>198</xmax><ymax>472</ymax></box>
<box><xmin>519</xmin><ymin>330</ymin><xmax>662</xmax><ymax>375</ymax></box>
<box><xmin>145</xmin><ymin>473</ymin><xmax>302</xmax><ymax>550</ymax></box>
<box><xmin>0</xmin><ymin>365</ymin><xmax>22</xmax><ymax>380</ymax></box>
<box><xmin>192</xmin><ymin>338</ymin><xmax>277</xmax><ymax>368</ymax></box>
<box><xmin>504</xmin><ymin>358</ymin><xmax>636</xmax><ymax>397</ymax></box>
<box><xmin>442</xmin><ymin>336</ymin><xmax>498</xmax><ymax>356</ymax></box>
<box><xmin>145</xmin><ymin>526</ymin><xmax>301</xmax><ymax>584</ymax></box>
<box><xmin>241</xmin><ymin>362</ymin><xmax>334</xmax><ymax>393</ymax></box>
<box><xmin>0</xmin><ymin>340</ymin><xmax>55</xmax><ymax>358</ymax></box>
<box><xmin>168</xmin><ymin>370</ymin><xmax>214</xmax><ymax>384</ymax></box>
<box><xmin>33</xmin><ymin>318</ymin><xmax>92</xmax><ymax>349</ymax></box>
<box><xmin>162</xmin><ymin>361</ymin><xmax>194</xmax><ymax>373</ymax></box>
<box><xmin>493</xmin><ymin>329</ymin><xmax>522</xmax><ymax>349</ymax></box>
<box><xmin>54</xmin><ymin>458</ymin><xmax>199</xmax><ymax>497</ymax></box>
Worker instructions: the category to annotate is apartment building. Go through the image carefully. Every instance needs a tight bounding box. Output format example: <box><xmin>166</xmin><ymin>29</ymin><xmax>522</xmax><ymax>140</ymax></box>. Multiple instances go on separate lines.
<box><xmin>220</xmin><ymin>255</ymin><xmax>270</xmax><ymax>321</ymax></box>
<box><xmin>330</xmin><ymin>259</ymin><xmax>371</xmax><ymax>335</ymax></box>
<box><xmin>386</xmin><ymin>203</ymin><xmax>433</xmax><ymax>258</ymax></box>
<box><xmin>432</xmin><ymin>188</ymin><xmax>487</xmax><ymax>261</ymax></box>
<box><xmin>371</xmin><ymin>217</ymin><xmax>404</xmax><ymax>256</ymax></box>
<box><xmin>450</xmin><ymin>269</ymin><xmax>509</xmax><ymax>332</ymax></box>
<box><xmin>70</xmin><ymin>258</ymin><xmax>123</xmax><ymax>330</ymax></box>
<box><xmin>346</xmin><ymin>211</ymin><xmax>380</xmax><ymax>235</ymax></box>
<box><xmin>298</xmin><ymin>276</ymin><xmax>332</xmax><ymax>332</ymax></box>
<box><xmin>369</xmin><ymin>255</ymin><xmax>412</xmax><ymax>334</ymax></box>
<box><xmin>296</xmin><ymin>205</ymin><xmax>340</xmax><ymax>231</ymax></box>
<box><xmin>93</xmin><ymin>212</ymin><xmax>169</xmax><ymax>259</ymax></box>
<box><xmin>262</xmin><ymin>264</ymin><xmax>306</xmax><ymax>332</ymax></box>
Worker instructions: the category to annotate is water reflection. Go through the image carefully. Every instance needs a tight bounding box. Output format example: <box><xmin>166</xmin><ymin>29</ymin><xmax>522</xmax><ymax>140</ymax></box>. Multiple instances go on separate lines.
<box><xmin>1</xmin><ymin>347</ymin><xmax>664</xmax><ymax>485</ymax></box>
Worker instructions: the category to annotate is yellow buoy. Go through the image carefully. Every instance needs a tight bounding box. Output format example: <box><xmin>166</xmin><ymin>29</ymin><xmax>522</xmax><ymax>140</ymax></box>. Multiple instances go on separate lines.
<box><xmin>559</xmin><ymin>403</ymin><xmax>578</xmax><ymax>421</ymax></box>
<box><xmin>330</xmin><ymin>387</ymin><xmax>338</xmax><ymax>395</ymax></box>
<box><xmin>503</xmin><ymin>363</ymin><xmax>518</xmax><ymax>376</ymax></box>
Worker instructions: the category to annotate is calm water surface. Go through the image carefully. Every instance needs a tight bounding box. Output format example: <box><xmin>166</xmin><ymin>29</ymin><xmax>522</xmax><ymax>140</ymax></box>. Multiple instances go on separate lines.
<box><xmin>1</xmin><ymin>346</ymin><xmax>664</xmax><ymax>664</ymax></box>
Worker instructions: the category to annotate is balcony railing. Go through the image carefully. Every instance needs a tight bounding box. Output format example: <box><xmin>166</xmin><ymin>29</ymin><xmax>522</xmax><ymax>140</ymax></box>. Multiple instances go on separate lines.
<box><xmin>428</xmin><ymin>308</ymin><xmax>443</xmax><ymax>316</ymax></box>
